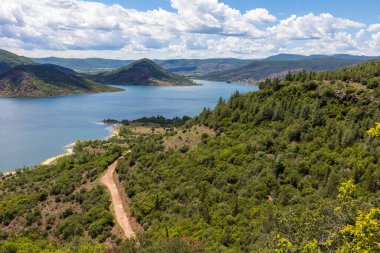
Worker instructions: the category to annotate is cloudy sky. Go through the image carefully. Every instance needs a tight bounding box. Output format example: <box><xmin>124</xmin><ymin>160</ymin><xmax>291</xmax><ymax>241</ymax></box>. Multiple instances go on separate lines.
<box><xmin>1</xmin><ymin>0</ymin><xmax>380</xmax><ymax>59</ymax></box>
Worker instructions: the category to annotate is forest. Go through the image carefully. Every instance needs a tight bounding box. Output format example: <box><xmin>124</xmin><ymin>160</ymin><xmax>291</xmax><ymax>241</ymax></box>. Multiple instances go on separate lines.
<box><xmin>1</xmin><ymin>60</ymin><xmax>380</xmax><ymax>252</ymax></box>
<box><xmin>116</xmin><ymin>60</ymin><xmax>380</xmax><ymax>252</ymax></box>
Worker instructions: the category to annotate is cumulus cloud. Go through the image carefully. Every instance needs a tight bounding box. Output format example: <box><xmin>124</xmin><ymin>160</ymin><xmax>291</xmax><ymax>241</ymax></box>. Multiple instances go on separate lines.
<box><xmin>356</xmin><ymin>29</ymin><xmax>366</xmax><ymax>39</ymax></box>
<box><xmin>0</xmin><ymin>0</ymin><xmax>275</xmax><ymax>52</ymax></box>
<box><xmin>304</xmin><ymin>32</ymin><xmax>358</xmax><ymax>54</ymax></box>
<box><xmin>170</xmin><ymin>0</ymin><xmax>272</xmax><ymax>37</ymax></box>
<box><xmin>206</xmin><ymin>37</ymin><xmax>275</xmax><ymax>56</ymax></box>
<box><xmin>0</xmin><ymin>0</ymin><xmax>376</xmax><ymax>58</ymax></box>
<box><xmin>369</xmin><ymin>32</ymin><xmax>380</xmax><ymax>50</ymax></box>
<box><xmin>267</xmin><ymin>13</ymin><xmax>364</xmax><ymax>40</ymax></box>
<box><xmin>368</xmin><ymin>24</ymin><xmax>380</xmax><ymax>32</ymax></box>
<box><xmin>243</xmin><ymin>8</ymin><xmax>277</xmax><ymax>24</ymax></box>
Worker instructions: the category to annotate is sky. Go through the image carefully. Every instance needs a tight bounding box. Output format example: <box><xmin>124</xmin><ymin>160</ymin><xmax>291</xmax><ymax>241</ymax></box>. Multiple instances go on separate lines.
<box><xmin>1</xmin><ymin>0</ymin><xmax>380</xmax><ymax>59</ymax></box>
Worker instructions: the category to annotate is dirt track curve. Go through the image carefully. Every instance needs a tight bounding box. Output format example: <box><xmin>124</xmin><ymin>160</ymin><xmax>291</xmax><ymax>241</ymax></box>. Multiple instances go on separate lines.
<box><xmin>101</xmin><ymin>158</ymin><xmax>135</xmax><ymax>239</ymax></box>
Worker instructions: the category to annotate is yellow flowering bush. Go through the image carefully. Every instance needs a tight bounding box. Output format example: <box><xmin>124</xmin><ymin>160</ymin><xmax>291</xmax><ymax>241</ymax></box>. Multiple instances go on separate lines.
<box><xmin>367</xmin><ymin>123</ymin><xmax>380</xmax><ymax>137</ymax></box>
<box><xmin>275</xmin><ymin>235</ymin><xmax>294</xmax><ymax>253</ymax></box>
<box><xmin>337</xmin><ymin>208</ymin><xmax>380</xmax><ymax>253</ymax></box>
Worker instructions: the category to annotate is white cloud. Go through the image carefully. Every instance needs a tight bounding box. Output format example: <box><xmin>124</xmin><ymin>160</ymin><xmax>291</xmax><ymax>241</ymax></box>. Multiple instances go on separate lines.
<box><xmin>170</xmin><ymin>0</ymin><xmax>271</xmax><ymax>37</ymax></box>
<box><xmin>267</xmin><ymin>13</ymin><xmax>364</xmax><ymax>40</ymax></box>
<box><xmin>369</xmin><ymin>32</ymin><xmax>380</xmax><ymax>50</ymax></box>
<box><xmin>355</xmin><ymin>29</ymin><xmax>366</xmax><ymax>39</ymax></box>
<box><xmin>243</xmin><ymin>8</ymin><xmax>277</xmax><ymax>24</ymax></box>
<box><xmin>0</xmin><ymin>0</ymin><xmax>274</xmax><ymax>52</ymax></box>
<box><xmin>304</xmin><ymin>32</ymin><xmax>358</xmax><ymax>54</ymax></box>
<box><xmin>0</xmin><ymin>0</ymin><xmax>376</xmax><ymax>58</ymax></box>
<box><xmin>368</xmin><ymin>24</ymin><xmax>380</xmax><ymax>32</ymax></box>
<box><xmin>206</xmin><ymin>37</ymin><xmax>275</xmax><ymax>56</ymax></box>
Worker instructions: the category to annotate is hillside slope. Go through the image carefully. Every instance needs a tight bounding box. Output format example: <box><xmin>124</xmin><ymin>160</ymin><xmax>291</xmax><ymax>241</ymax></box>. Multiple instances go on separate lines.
<box><xmin>115</xmin><ymin>60</ymin><xmax>380</xmax><ymax>252</ymax></box>
<box><xmin>92</xmin><ymin>59</ymin><xmax>195</xmax><ymax>86</ymax></box>
<box><xmin>0</xmin><ymin>49</ymin><xmax>34</xmax><ymax>74</ymax></box>
<box><xmin>1</xmin><ymin>61</ymin><xmax>380</xmax><ymax>252</ymax></box>
<box><xmin>204</xmin><ymin>58</ymin><xmax>367</xmax><ymax>82</ymax></box>
<box><xmin>0</xmin><ymin>64</ymin><xmax>122</xmax><ymax>98</ymax></box>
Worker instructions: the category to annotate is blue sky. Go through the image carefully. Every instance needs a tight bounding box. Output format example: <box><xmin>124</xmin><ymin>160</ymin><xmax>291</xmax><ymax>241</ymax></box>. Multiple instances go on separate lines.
<box><xmin>92</xmin><ymin>0</ymin><xmax>380</xmax><ymax>23</ymax></box>
<box><xmin>1</xmin><ymin>0</ymin><xmax>380</xmax><ymax>59</ymax></box>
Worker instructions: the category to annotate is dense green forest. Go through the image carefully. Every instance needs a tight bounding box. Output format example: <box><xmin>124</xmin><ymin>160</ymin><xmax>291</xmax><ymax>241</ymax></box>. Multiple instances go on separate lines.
<box><xmin>103</xmin><ymin>115</ymin><xmax>192</xmax><ymax>128</ymax></box>
<box><xmin>0</xmin><ymin>141</ymin><xmax>123</xmax><ymax>252</ymax></box>
<box><xmin>116</xmin><ymin>60</ymin><xmax>380</xmax><ymax>252</ymax></box>
<box><xmin>1</xmin><ymin>60</ymin><xmax>380</xmax><ymax>252</ymax></box>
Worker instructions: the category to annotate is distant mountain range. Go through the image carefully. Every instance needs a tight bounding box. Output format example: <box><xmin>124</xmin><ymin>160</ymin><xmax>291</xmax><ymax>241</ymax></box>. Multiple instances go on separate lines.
<box><xmin>263</xmin><ymin>53</ymin><xmax>376</xmax><ymax>61</ymax></box>
<box><xmin>91</xmin><ymin>58</ymin><xmax>195</xmax><ymax>86</ymax></box>
<box><xmin>33</xmin><ymin>57</ymin><xmax>250</xmax><ymax>74</ymax></box>
<box><xmin>0</xmin><ymin>64</ymin><xmax>122</xmax><ymax>98</ymax></box>
<box><xmin>203</xmin><ymin>57</ymin><xmax>378</xmax><ymax>83</ymax></box>
<box><xmin>33</xmin><ymin>57</ymin><xmax>134</xmax><ymax>73</ymax></box>
<box><xmin>33</xmin><ymin>54</ymin><xmax>379</xmax><ymax>83</ymax></box>
<box><xmin>1</xmin><ymin>48</ymin><xmax>380</xmax><ymax>98</ymax></box>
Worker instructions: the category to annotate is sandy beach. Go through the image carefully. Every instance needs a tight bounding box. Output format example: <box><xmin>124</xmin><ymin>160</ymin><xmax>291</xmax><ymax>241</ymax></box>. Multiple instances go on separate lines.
<box><xmin>0</xmin><ymin>124</ymin><xmax>122</xmax><ymax>174</ymax></box>
<box><xmin>41</xmin><ymin>124</ymin><xmax>121</xmax><ymax>166</ymax></box>
<box><xmin>106</xmin><ymin>124</ymin><xmax>121</xmax><ymax>140</ymax></box>
<box><xmin>41</xmin><ymin>142</ymin><xmax>76</xmax><ymax>166</ymax></box>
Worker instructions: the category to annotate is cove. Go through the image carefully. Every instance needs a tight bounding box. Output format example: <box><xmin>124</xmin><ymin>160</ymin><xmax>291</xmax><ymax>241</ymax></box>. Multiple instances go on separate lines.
<box><xmin>0</xmin><ymin>80</ymin><xmax>258</xmax><ymax>171</ymax></box>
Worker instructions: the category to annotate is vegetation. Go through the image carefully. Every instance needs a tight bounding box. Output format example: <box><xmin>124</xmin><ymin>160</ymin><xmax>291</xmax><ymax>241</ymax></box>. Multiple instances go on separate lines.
<box><xmin>204</xmin><ymin>57</ymin><xmax>368</xmax><ymax>83</ymax></box>
<box><xmin>92</xmin><ymin>59</ymin><xmax>196</xmax><ymax>86</ymax></box>
<box><xmin>0</xmin><ymin>64</ymin><xmax>122</xmax><ymax>97</ymax></box>
<box><xmin>33</xmin><ymin>57</ymin><xmax>250</xmax><ymax>75</ymax></box>
<box><xmin>32</xmin><ymin>57</ymin><xmax>134</xmax><ymax>74</ymax></box>
<box><xmin>115</xmin><ymin>60</ymin><xmax>380</xmax><ymax>252</ymax></box>
<box><xmin>1</xmin><ymin>59</ymin><xmax>380</xmax><ymax>252</ymax></box>
<box><xmin>103</xmin><ymin>115</ymin><xmax>192</xmax><ymax>128</ymax></box>
<box><xmin>0</xmin><ymin>140</ymin><xmax>122</xmax><ymax>250</ymax></box>
<box><xmin>33</xmin><ymin>54</ymin><xmax>376</xmax><ymax>77</ymax></box>
<box><xmin>367</xmin><ymin>123</ymin><xmax>380</xmax><ymax>137</ymax></box>
<box><xmin>0</xmin><ymin>49</ymin><xmax>34</xmax><ymax>74</ymax></box>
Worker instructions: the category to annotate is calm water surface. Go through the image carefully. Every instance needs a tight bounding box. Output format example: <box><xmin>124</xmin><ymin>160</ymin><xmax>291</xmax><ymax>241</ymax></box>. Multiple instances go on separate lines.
<box><xmin>0</xmin><ymin>80</ymin><xmax>258</xmax><ymax>172</ymax></box>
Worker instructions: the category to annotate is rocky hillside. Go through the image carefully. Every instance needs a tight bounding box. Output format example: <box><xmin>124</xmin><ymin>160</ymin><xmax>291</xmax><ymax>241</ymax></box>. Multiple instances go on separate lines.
<box><xmin>91</xmin><ymin>59</ymin><xmax>196</xmax><ymax>86</ymax></box>
<box><xmin>0</xmin><ymin>64</ymin><xmax>122</xmax><ymax>98</ymax></box>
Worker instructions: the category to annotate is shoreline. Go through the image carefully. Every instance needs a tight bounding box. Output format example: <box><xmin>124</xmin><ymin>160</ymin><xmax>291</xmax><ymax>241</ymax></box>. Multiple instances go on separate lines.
<box><xmin>40</xmin><ymin>142</ymin><xmax>76</xmax><ymax>166</ymax></box>
<box><xmin>1</xmin><ymin>124</ymin><xmax>121</xmax><ymax>176</ymax></box>
<box><xmin>41</xmin><ymin>124</ymin><xmax>121</xmax><ymax>166</ymax></box>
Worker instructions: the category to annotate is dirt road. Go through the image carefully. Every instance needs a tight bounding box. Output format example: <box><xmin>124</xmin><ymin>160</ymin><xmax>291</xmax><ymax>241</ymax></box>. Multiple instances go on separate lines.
<box><xmin>101</xmin><ymin>159</ymin><xmax>135</xmax><ymax>239</ymax></box>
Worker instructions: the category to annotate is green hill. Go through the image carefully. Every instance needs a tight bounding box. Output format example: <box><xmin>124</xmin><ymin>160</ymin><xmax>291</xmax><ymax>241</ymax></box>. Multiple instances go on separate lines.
<box><xmin>92</xmin><ymin>58</ymin><xmax>196</xmax><ymax>86</ymax></box>
<box><xmin>0</xmin><ymin>64</ymin><xmax>122</xmax><ymax>98</ymax></box>
<box><xmin>203</xmin><ymin>58</ymin><xmax>368</xmax><ymax>83</ymax></box>
<box><xmin>1</xmin><ymin>60</ymin><xmax>379</xmax><ymax>252</ymax></box>
<box><xmin>0</xmin><ymin>49</ymin><xmax>34</xmax><ymax>74</ymax></box>
<box><xmin>113</xmin><ymin>60</ymin><xmax>380</xmax><ymax>252</ymax></box>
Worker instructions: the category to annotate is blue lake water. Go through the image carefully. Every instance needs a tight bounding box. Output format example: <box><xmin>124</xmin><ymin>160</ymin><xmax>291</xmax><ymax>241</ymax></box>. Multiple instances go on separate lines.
<box><xmin>0</xmin><ymin>80</ymin><xmax>258</xmax><ymax>172</ymax></box>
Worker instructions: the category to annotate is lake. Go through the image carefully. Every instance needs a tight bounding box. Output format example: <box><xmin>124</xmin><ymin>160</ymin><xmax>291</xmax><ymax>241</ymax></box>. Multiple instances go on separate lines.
<box><xmin>0</xmin><ymin>80</ymin><xmax>258</xmax><ymax>172</ymax></box>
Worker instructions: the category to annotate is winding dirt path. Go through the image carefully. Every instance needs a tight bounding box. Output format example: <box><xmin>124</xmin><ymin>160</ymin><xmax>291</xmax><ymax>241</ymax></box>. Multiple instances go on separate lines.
<box><xmin>101</xmin><ymin>158</ymin><xmax>136</xmax><ymax>239</ymax></box>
